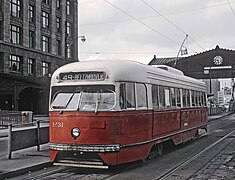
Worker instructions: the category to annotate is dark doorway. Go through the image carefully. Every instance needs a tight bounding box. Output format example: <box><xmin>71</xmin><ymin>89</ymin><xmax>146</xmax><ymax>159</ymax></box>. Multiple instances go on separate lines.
<box><xmin>18</xmin><ymin>87</ymin><xmax>38</xmax><ymax>112</ymax></box>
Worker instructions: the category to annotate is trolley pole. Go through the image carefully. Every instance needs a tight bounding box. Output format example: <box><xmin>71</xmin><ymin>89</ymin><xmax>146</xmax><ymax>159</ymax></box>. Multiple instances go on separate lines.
<box><xmin>174</xmin><ymin>34</ymin><xmax>188</xmax><ymax>68</ymax></box>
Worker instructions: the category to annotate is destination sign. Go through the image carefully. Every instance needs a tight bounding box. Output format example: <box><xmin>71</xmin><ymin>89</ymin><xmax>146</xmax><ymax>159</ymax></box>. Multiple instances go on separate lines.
<box><xmin>59</xmin><ymin>71</ymin><xmax>106</xmax><ymax>81</ymax></box>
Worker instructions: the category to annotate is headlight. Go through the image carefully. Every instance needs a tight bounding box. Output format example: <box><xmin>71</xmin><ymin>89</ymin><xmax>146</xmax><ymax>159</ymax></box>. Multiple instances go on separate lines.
<box><xmin>72</xmin><ymin>128</ymin><xmax>80</xmax><ymax>138</ymax></box>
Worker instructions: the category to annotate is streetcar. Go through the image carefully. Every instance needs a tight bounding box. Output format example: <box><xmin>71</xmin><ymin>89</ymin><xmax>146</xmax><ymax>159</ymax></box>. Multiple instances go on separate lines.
<box><xmin>49</xmin><ymin>60</ymin><xmax>208</xmax><ymax>169</ymax></box>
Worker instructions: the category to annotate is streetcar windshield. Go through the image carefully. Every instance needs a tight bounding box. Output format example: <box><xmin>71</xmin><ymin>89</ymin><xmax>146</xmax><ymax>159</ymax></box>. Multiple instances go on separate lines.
<box><xmin>51</xmin><ymin>85</ymin><xmax>116</xmax><ymax>111</ymax></box>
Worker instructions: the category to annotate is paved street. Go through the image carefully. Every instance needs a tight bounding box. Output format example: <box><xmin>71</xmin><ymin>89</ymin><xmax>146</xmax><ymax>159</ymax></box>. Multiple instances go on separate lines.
<box><xmin>0</xmin><ymin>113</ymin><xmax>234</xmax><ymax>179</ymax></box>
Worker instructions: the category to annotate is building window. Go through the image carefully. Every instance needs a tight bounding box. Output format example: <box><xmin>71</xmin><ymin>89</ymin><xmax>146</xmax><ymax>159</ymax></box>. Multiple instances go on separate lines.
<box><xmin>56</xmin><ymin>17</ymin><xmax>60</xmax><ymax>32</ymax></box>
<box><xmin>66</xmin><ymin>43</ymin><xmax>71</xmax><ymax>58</ymax></box>
<box><xmin>42</xmin><ymin>11</ymin><xmax>49</xmax><ymax>29</ymax></box>
<box><xmin>10</xmin><ymin>25</ymin><xmax>21</xmax><ymax>44</ymax></box>
<box><xmin>56</xmin><ymin>40</ymin><xmax>61</xmax><ymax>55</ymax></box>
<box><xmin>42</xmin><ymin>0</ymin><xmax>49</xmax><ymax>5</ymax></box>
<box><xmin>56</xmin><ymin>0</ymin><xmax>60</xmax><ymax>9</ymax></box>
<box><xmin>66</xmin><ymin>0</ymin><xmax>70</xmax><ymax>15</ymax></box>
<box><xmin>0</xmin><ymin>22</ymin><xmax>3</xmax><ymax>40</ymax></box>
<box><xmin>9</xmin><ymin>54</ymin><xmax>21</xmax><ymax>72</ymax></box>
<box><xmin>10</xmin><ymin>0</ymin><xmax>21</xmax><ymax>18</ymax></box>
<box><xmin>66</xmin><ymin>21</ymin><xmax>71</xmax><ymax>36</ymax></box>
<box><xmin>29</xmin><ymin>5</ymin><xmax>34</xmax><ymax>23</ymax></box>
<box><xmin>0</xmin><ymin>0</ymin><xmax>2</xmax><ymax>11</ymax></box>
<box><xmin>29</xmin><ymin>31</ymin><xmax>35</xmax><ymax>48</ymax></box>
<box><xmin>27</xmin><ymin>58</ymin><xmax>35</xmax><ymax>75</ymax></box>
<box><xmin>42</xmin><ymin>61</ymin><xmax>50</xmax><ymax>76</ymax></box>
<box><xmin>42</xmin><ymin>35</ymin><xmax>49</xmax><ymax>52</ymax></box>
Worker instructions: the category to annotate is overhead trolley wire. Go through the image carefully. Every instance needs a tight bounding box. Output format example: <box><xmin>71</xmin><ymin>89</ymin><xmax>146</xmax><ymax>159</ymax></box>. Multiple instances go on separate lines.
<box><xmin>103</xmin><ymin>0</ymin><xmax>180</xmax><ymax>46</ymax></box>
<box><xmin>227</xmin><ymin>0</ymin><xmax>235</xmax><ymax>17</ymax></box>
<box><xmin>140</xmin><ymin>0</ymin><xmax>204</xmax><ymax>51</ymax></box>
<box><xmin>81</xmin><ymin>2</ymin><xmax>233</xmax><ymax>27</ymax></box>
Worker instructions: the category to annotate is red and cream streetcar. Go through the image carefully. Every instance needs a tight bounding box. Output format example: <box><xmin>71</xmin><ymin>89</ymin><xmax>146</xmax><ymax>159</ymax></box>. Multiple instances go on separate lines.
<box><xmin>49</xmin><ymin>60</ymin><xmax>208</xmax><ymax>168</ymax></box>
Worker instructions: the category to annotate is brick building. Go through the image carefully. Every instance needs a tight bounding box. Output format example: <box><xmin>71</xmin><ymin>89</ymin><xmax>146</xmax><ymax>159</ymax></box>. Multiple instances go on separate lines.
<box><xmin>0</xmin><ymin>0</ymin><xmax>78</xmax><ymax>114</ymax></box>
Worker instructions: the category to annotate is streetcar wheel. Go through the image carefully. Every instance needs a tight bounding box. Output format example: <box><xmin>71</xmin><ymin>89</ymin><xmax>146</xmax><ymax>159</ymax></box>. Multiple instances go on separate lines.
<box><xmin>195</xmin><ymin>129</ymin><xmax>199</xmax><ymax>138</ymax></box>
<box><xmin>157</xmin><ymin>143</ymin><xmax>163</xmax><ymax>155</ymax></box>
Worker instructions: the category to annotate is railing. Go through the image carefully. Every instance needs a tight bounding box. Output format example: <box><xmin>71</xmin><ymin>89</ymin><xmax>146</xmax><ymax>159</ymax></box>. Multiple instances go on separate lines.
<box><xmin>0</xmin><ymin>112</ymin><xmax>22</xmax><ymax>128</ymax></box>
<box><xmin>208</xmin><ymin>107</ymin><xmax>222</xmax><ymax>116</ymax></box>
<box><xmin>0</xmin><ymin>111</ymin><xmax>32</xmax><ymax>128</ymax></box>
<box><xmin>7</xmin><ymin>120</ymin><xmax>49</xmax><ymax>159</ymax></box>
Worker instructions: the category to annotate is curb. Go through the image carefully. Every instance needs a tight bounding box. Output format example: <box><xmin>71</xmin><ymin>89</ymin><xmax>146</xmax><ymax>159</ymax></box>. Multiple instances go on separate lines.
<box><xmin>0</xmin><ymin>162</ymin><xmax>52</xmax><ymax>179</ymax></box>
<box><xmin>208</xmin><ymin>112</ymin><xmax>233</xmax><ymax>122</ymax></box>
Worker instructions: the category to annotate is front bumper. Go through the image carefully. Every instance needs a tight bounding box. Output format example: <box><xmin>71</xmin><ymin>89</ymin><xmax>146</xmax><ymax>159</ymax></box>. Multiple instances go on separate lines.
<box><xmin>49</xmin><ymin>143</ymin><xmax>120</xmax><ymax>152</ymax></box>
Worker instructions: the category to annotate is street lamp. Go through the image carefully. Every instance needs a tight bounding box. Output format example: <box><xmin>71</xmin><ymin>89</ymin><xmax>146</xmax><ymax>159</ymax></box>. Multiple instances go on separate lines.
<box><xmin>66</xmin><ymin>35</ymin><xmax>86</xmax><ymax>61</ymax></box>
<box><xmin>77</xmin><ymin>35</ymin><xmax>86</xmax><ymax>61</ymax></box>
<box><xmin>67</xmin><ymin>35</ymin><xmax>86</xmax><ymax>49</ymax></box>
<box><xmin>78</xmin><ymin>35</ymin><xmax>86</xmax><ymax>42</ymax></box>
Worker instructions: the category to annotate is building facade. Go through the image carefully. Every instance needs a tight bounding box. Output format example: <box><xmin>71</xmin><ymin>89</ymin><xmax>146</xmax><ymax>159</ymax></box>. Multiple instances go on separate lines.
<box><xmin>202</xmin><ymin>79</ymin><xmax>220</xmax><ymax>103</ymax></box>
<box><xmin>149</xmin><ymin>45</ymin><xmax>235</xmax><ymax>106</ymax></box>
<box><xmin>0</xmin><ymin>0</ymin><xmax>78</xmax><ymax>114</ymax></box>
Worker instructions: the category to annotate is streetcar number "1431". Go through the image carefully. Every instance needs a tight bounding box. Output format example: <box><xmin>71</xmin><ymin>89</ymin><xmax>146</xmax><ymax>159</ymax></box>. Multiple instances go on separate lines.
<box><xmin>52</xmin><ymin>122</ymin><xmax>64</xmax><ymax>128</ymax></box>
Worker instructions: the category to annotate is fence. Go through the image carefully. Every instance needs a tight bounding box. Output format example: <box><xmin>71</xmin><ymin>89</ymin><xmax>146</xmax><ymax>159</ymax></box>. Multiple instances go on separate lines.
<box><xmin>8</xmin><ymin>120</ymin><xmax>49</xmax><ymax>159</ymax></box>
<box><xmin>0</xmin><ymin>112</ymin><xmax>22</xmax><ymax>128</ymax></box>
<box><xmin>208</xmin><ymin>107</ymin><xmax>222</xmax><ymax>116</ymax></box>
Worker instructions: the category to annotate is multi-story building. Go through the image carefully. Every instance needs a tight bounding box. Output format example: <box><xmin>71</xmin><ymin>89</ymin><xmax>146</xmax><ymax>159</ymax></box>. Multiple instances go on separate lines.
<box><xmin>202</xmin><ymin>79</ymin><xmax>220</xmax><ymax>104</ymax></box>
<box><xmin>0</xmin><ymin>0</ymin><xmax>78</xmax><ymax>114</ymax></box>
<box><xmin>217</xmin><ymin>91</ymin><xmax>224</xmax><ymax>105</ymax></box>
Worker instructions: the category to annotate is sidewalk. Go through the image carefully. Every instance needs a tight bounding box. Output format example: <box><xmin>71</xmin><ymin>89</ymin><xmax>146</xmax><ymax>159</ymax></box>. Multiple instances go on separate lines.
<box><xmin>208</xmin><ymin>111</ymin><xmax>233</xmax><ymax>122</ymax></box>
<box><xmin>0</xmin><ymin>112</ymin><xmax>233</xmax><ymax>179</ymax></box>
<box><xmin>0</xmin><ymin>143</ymin><xmax>51</xmax><ymax>179</ymax></box>
<box><xmin>0</xmin><ymin>116</ymin><xmax>50</xmax><ymax>179</ymax></box>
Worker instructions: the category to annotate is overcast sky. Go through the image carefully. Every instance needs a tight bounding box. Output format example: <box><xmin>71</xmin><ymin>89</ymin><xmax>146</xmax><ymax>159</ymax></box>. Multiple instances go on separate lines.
<box><xmin>79</xmin><ymin>0</ymin><xmax>235</xmax><ymax>64</ymax></box>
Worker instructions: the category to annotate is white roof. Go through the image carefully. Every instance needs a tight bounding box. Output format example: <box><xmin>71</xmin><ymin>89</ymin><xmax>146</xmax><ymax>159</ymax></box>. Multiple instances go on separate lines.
<box><xmin>51</xmin><ymin>60</ymin><xmax>206</xmax><ymax>91</ymax></box>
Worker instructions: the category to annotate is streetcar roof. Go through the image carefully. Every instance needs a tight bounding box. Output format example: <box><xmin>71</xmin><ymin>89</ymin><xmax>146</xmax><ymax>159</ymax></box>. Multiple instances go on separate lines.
<box><xmin>51</xmin><ymin>60</ymin><xmax>206</xmax><ymax>90</ymax></box>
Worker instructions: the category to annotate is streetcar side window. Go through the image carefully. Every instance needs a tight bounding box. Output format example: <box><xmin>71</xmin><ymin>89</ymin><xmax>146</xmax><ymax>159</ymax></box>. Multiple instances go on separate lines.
<box><xmin>159</xmin><ymin>86</ymin><xmax>165</xmax><ymax>108</ymax></box>
<box><xmin>176</xmin><ymin>88</ymin><xmax>181</xmax><ymax>107</ymax></box>
<box><xmin>152</xmin><ymin>85</ymin><xmax>159</xmax><ymax>109</ymax></box>
<box><xmin>171</xmin><ymin>87</ymin><xmax>176</xmax><ymax>107</ymax></box>
<box><xmin>182</xmin><ymin>89</ymin><xmax>187</xmax><ymax>107</ymax></box>
<box><xmin>199</xmin><ymin>92</ymin><xmax>202</xmax><ymax>107</ymax></box>
<box><xmin>120</xmin><ymin>83</ymin><xmax>126</xmax><ymax>109</ymax></box>
<box><xmin>195</xmin><ymin>91</ymin><xmax>199</xmax><ymax>107</ymax></box>
<box><xmin>165</xmin><ymin>87</ymin><xmax>171</xmax><ymax>108</ymax></box>
<box><xmin>202</xmin><ymin>92</ymin><xmax>207</xmax><ymax>107</ymax></box>
<box><xmin>136</xmin><ymin>83</ymin><xmax>147</xmax><ymax>109</ymax></box>
<box><xmin>186</xmin><ymin>90</ymin><xmax>190</xmax><ymax>107</ymax></box>
<box><xmin>126</xmin><ymin>82</ymin><xmax>135</xmax><ymax>109</ymax></box>
<box><xmin>191</xmin><ymin>91</ymin><xmax>195</xmax><ymax>107</ymax></box>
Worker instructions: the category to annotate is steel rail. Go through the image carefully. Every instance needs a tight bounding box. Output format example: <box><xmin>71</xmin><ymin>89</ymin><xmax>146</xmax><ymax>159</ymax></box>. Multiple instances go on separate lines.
<box><xmin>157</xmin><ymin>128</ymin><xmax>235</xmax><ymax>180</ymax></box>
<box><xmin>29</xmin><ymin>166</ymin><xmax>75</xmax><ymax>180</ymax></box>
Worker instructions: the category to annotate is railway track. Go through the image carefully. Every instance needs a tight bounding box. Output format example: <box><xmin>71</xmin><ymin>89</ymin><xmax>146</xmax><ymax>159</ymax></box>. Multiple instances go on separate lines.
<box><xmin>15</xmin><ymin>161</ymin><xmax>141</xmax><ymax>180</ymax></box>
<box><xmin>157</xmin><ymin>129</ymin><xmax>235</xmax><ymax>180</ymax></box>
